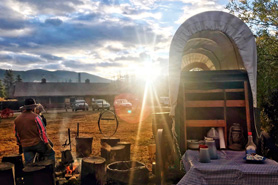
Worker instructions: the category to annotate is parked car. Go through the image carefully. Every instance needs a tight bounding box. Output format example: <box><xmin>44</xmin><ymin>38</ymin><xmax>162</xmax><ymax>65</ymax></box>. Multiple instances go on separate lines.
<box><xmin>92</xmin><ymin>99</ymin><xmax>110</xmax><ymax>110</ymax></box>
<box><xmin>114</xmin><ymin>99</ymin><xmax>132</xmax><ymax>109</ymax></box>
<box><xmin>72</xmin><ymin>100</ymin><xmax>89</xmax><ymax>111</ymax></box>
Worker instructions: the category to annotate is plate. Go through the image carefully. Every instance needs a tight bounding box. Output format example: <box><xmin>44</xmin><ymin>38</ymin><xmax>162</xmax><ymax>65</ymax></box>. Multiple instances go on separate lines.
<box><xmin>243</xmin><ymin>156</ymin><xmax>266</xmax><ymax>164</ymax></box>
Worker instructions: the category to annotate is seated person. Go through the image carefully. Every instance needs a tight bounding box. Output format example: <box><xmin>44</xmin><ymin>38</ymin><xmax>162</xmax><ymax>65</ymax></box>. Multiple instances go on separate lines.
<box><xmin>14</xmin><ymin>98</ymin><xmax>55</xmax><ymax>164</ymax></box>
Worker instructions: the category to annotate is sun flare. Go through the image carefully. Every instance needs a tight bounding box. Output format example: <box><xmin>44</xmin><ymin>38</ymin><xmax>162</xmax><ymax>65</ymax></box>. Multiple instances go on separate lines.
<box><xmin>135</xmin><ymin>62</ymin><xmax>160</xmax><ymax>83</ymax></box>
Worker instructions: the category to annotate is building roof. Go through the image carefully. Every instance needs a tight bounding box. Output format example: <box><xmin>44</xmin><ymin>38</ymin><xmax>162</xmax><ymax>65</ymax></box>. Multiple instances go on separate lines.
<box><xmin>13</xmin><ymin>82</ymin><xmax>119</xmax><ymax>97</ymax></box>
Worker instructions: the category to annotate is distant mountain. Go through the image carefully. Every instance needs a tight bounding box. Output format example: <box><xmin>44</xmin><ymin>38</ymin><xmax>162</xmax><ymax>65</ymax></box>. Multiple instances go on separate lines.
<box><xmin>0</xmin><ymin>69</ymin><xmax>111</xmax><ymax>83</ymax></box>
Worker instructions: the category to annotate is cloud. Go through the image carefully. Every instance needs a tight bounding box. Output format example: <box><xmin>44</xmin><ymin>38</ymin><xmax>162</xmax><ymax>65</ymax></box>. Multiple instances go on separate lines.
<box><xmin>74</xmin><ymin>13</ymin><xmax>100</xmax><ymax>21</ymax></box>
<box><xmin>40</xmin><ymin>54</ymin><xmax>63</xmax><ymax>61</ymax></box>
<box><xmin>175</xmin><ymin>0</ymin><xmax>227</xmax><ymax>24</ymax></box>
<box><xmin>100</xmin><ymin>0</ymin><xmax>120</xmax><ymax>6</ymax></box>
<box><xmin>0</xmin><ymin>53</ymin><xmax>44</xmax><ymax>65</ymax></box>
<box><xmin>16</xmin><ymin>0</ymin><xmax>84</xmax><ymax>14</ymax></box>
<box><xmin>1</xmin><ymin>14</ymin><xmax>168</xmax><ymax>56</ymax></box>
<box><xmin>45</xmin><ymin>18</ymin><xmax>63</xmax><ymax>26</ymax></box>
<box><xmin>36</xmin><ymin>63</ymin><xmax>64</xmax><ymax>70</ymax></box>
<box><xmin>62</xmin><ymin>60</ymin><xmax>122</xmax><ymax>69</ymax></box>
<box><xmin>0</xmin><ymin>0</ymin><xmax>229</xmax><ymax>79</ymax></box>
<box><xmin>0</xmin><ymin>5</ymin><xmax>26</xmax><ymax>30</ymax></box>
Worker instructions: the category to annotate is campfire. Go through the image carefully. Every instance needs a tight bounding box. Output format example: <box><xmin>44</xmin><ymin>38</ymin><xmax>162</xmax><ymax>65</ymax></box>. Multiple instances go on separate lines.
<box><xmin>66</xmin><ymin>164</ymin><xmax>77</xmax><ymax>176</ymax></box>
<box><xmin>55</xmin><ymin>159</ymin><xmax>81</xmax><ymax>185</ymax></box>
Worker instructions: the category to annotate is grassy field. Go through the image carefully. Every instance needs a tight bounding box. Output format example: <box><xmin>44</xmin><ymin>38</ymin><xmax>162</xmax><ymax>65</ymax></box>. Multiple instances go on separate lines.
<box><xmin>0</xmin><ymin>108</ymin><xmax>156</xmax><ymax>170</ymax></box>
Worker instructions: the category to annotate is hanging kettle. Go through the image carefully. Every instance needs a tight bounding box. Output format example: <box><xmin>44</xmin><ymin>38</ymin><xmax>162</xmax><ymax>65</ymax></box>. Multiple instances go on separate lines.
<box><xmin>61</xmin><ymin>149</ymin><xmax>73</xmax><ymax>165</ymax></box>
<box><xmin>61</xmin><ymin>128</ymin><xmax>74</xmax><ymax>165</ymax></box>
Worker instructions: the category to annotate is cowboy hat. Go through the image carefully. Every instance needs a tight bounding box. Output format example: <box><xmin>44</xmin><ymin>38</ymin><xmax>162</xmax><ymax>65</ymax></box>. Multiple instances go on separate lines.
<box><xmin>24</xmin><ymin>98</ymin><xmax>37</xmax><ymax>110</ymax></box>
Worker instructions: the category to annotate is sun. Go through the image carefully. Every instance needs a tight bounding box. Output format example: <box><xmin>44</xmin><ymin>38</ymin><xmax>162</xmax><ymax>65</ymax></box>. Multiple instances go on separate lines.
<box><xmin>135</xmin><ymin>61</ymin><xmax>160</xmax><ymax>83</ymax></box>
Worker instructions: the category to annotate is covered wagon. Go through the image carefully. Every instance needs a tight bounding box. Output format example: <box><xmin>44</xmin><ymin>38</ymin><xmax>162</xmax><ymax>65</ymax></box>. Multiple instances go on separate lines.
<box><xmin>168</xmin><ymin>11</ymin><xmax>258</xmax><ymax>154</ymax></box>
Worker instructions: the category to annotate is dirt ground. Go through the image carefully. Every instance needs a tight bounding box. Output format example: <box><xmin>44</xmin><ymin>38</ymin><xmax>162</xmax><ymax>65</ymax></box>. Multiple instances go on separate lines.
<box><xmin>0</xmin><ymin>108</ymin><xmax>161</xmax><ymax>171</ymax></box>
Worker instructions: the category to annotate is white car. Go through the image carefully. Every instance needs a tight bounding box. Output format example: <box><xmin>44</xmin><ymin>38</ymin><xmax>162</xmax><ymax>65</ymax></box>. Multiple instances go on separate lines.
<box><xmin>92</xmin><ymin>99</ymin><xmax>110</xmax><ymax>110</ymax></box>
<box><xmin>72</xmin><ymin>100</ymin><xmax>89</xmax><ymax>111</ymax></box>
<box><xmin>114</xmin><ymin>99</ymin><xmax>132</xmax><ymax>109</ymax></box>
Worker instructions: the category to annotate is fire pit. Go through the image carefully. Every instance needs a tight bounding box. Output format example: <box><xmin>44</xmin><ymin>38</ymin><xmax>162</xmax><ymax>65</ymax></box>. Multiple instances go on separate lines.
<box><xmin>55</xmin><ymin>159</ymin><xmax>81</xmax><ymax>185</ymax></box>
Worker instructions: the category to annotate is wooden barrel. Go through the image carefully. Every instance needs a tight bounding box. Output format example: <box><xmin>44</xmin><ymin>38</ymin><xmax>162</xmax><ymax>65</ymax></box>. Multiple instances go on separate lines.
<box><xmin>0</xmin><ymin>162</ymin><xmax>15</xmax><ymax>185</ymax></box>
<box><xmin>81</xmin><ymin>156</ymin><xmax>106</xmax><ymax>185</ymax></box>
<box><xmin>23</xmin><ymin>160</ymin><xmax>55</xmax><ymax>185</ymax></box>
<box><xmin>117</xmin><ymin>142</ymin><xmax>131</xmax><ymax>161</ymax></box>
<box><xmin>76</xmin><ymin>137</ymin><xmax>93</xmax><ymax>158</ymax></box>
<box><xmin>107</xmin><ymin>161</ymin><xmax>149</xmax><ymax>185</ymax></box>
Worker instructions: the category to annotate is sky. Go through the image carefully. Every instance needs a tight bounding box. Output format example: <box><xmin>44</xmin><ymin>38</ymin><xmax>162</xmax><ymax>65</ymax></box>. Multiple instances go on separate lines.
<box><xmin>0</xmin><ymin>0</ymin><xmax>229</xmax><ymax>80</ymax></box>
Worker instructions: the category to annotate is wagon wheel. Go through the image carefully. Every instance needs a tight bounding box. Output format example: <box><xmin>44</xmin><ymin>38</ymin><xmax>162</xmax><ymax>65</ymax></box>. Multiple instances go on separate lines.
<box><xmin>98</xmin><ymin>110</ymin><xmax>119</xmax><ymax>137</ymax></box>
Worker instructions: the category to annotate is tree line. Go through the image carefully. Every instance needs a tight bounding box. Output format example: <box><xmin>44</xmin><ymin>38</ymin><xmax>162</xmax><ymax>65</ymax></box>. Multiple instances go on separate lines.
<box><xmin>0</xmin><ymin>69</ymin><xmax>22</xmax><ymax>98</ymax></box>
<box><xmin>227</xmin><ymin>0</ymin><xmax>278</xmax><ymax>143</ymax></box>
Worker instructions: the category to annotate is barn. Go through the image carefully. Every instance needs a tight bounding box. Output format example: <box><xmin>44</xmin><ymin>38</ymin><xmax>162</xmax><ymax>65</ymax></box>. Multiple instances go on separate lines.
<box><xmin>12</xmin><ymin>79</ymin><xmax>119</xmax><ymax>109</ymax></box>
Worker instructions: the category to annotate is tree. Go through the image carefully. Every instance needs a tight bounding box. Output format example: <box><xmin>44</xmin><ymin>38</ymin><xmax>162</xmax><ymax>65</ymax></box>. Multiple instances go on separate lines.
<box><xmin>0</xmin><ymin>79</ymin><xmax>5</xmax><ymax>97</ymax></box>
<box><xmin>3</xmin><ymin>69</ymin><xmax>15</xmax><ymax>98</ymax></box>
<box><xmin>227</xmin><ymin>0</ymin><xmax>278</xmax><ymax>135</ymax></box>
<box><xmin>226</xmin><ymin>0</ymin><xmax>278</xmax><ymax>32</ymax></box>
<box><xmin>16</xmin><ymin>74</ymin><xmax>22</xmax><ymax>82</ymax></box>
<box><xmin>227</xmin><ymin>1</ymin><xmax>278</xmax><ymax>107</ymax></box>
<box><xmin>261</xmin><ymin>90</ymin><xmax>278</xmax><ymax>143</ymax></box>
<box><xmin>256</xmin><ymin>30</ymin><xmax>278</xmax><ymax>107</ymax></box>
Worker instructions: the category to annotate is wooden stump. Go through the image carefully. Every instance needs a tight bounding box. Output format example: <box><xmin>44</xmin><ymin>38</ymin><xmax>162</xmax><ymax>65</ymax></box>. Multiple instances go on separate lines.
<box><xmin>100</xmin><ymin>137</ymin><xmax>120</xmax><ymax>147</ymax></box>
<box><xmin>117</xmin><ymin>142</ymin><xmax>131</xmax><ymax>161</ymax></box>
<box><xmin>0</xmin><ymin>162</ymin><xmax>15</xmax><ymax>185</ymax></box>
<box><xmin>101</xmin><ymin>145</ymin><xmax>125</xmax><ymax>164</ymax></box>
<box><xmin>109</xmin><ymin>145</ymin><xmax>126</xmax><ymax>163</ymax></box>
<box><xmin>2</xmin><ymin>154</ymin><xmax>24</xmax><ymax>178</ymax></box>
<box><xmin>81</xmin><ymin>156</ymin><xmax>106</xmax><ymax>185</ymax></box>
<box><xmin>101</xmin><ymin>137</ymin><xmax>120</xmax><ymax>163</ymax></box>
<box><xmin>76</xmin><ymin>137</ymin><xmax>93</xmax><ymax>158</ymax></box>
<box><xmin>23</xmin><ymin>160</ymin><xmax>55</xmax><ymax>185</ymax></box>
